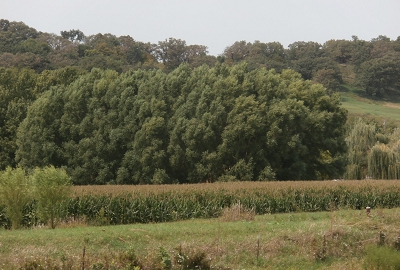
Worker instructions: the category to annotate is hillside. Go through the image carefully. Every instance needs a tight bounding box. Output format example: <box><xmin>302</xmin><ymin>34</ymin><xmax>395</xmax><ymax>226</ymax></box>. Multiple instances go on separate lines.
<box><xmin>337</xmin><ymin>62</ymin><xmax>400</xmax><ymax>126</ymax></box>
<box><xmin>340</xmin><ymin>90</ymin><xmax>400</xmax><ymax>126</ymax></box>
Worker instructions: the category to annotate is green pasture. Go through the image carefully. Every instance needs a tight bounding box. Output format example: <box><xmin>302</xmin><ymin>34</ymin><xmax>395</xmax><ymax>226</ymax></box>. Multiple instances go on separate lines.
<box><xmin>340</xmin><ymin>91</ymin><xmax>400</xmax><ymax>125</ymax></box>
<box><xmin>1</xmin><ymin>208</ymin><xmax>400</xmax><ymax>269</ymax></box>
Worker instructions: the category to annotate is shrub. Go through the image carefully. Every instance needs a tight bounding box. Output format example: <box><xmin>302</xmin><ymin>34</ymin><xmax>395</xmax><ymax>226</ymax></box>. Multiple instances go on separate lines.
<box><xmin>0</xmin><ymin>167</ymin><xmax>32</xmax><ymax>229</ymax></box>
<box><xmin>363</xmin><ymin>245</ymin><xmax>400</xmax><ymax>270</ymax></box>
<box><xmin>31</xmin><ymin>166</ymin><xmax>71</xmax><ymax>229</ymax></box>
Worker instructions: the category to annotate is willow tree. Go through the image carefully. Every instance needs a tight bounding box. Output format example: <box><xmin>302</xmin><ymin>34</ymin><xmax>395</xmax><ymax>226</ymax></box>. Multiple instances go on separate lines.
<box><xmin>346</xmin><ymin>118</ymin><xmax>400</xmax><ymax>180</ymax></box>
<box><xmin>367</xmin><ymin>128</ymin><xmax>400</xmax><ymax>179</ymax></box>
<box><xmin>345</xmin><ymin>118</ymin><xmax>376</xmax><ymax>179</ymax></box>
<box><xmin>367</xmin><ymin>143</ymin><xmax>400</xmax><ymax>179</ymax></box>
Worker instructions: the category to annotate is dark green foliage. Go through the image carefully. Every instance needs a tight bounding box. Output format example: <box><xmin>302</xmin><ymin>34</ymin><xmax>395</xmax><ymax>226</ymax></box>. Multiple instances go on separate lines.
<box><xmin>0</xmin><ymin>66</ymin><xmax>84</xmax><ymax>171</ymax></box>
<box><xmin>357</xmin><ymin>53</ymin><xmax>400</xmax><ymax>97</ymax></box>
<box><xmin>2</xmin><ymin>19</ymin><xmax>400</xmax><ymax>187</ymax></box>
<box><xmin>16</xmin><ymin>64</ymin><xmax>347</xmax><ymax>183</ymax></box>
<box><xmin>60</xmin><ymin>29</ymin><xmax>85</xmax><ymax>42</ymax></box>
<box><xmin>347</xmin><ymin>36</ymin><xmax>374</xmax><ymax>69</ymax></box>
<box><xmin>0</xmin><ymin>67</ymin><xmax>38</xmax><ymax>169</ymax></box>
<box><xmin>322</xmin><ymin>39</ymin><xmax>354</xmax><ymax>64</ymax></box>
<box><xmin>2</xmin><ymin>19</ymin><xmax>400</xmax><ymax>99</ymax></box>
<box><xmin>0</xmin><ymin>20</ymin><xmax>38</xmax><ymax>53</ymax></box>
<box><xmin>0</xmin><ymin>204</ymin><xmax>10</xmax><ymax>229</ymax></box>
<box><xmin>16</xmin><ymin>87</ymin><xmax>66</xmax><ymax>169</ymax></box>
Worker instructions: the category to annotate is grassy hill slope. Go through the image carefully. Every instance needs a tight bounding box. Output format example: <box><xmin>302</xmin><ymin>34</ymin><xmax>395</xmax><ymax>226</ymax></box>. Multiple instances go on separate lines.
<box><xmin>340</xmin><ymin>90</ymin><xmax>400</xmax><ymax>126</ymax></box>
<box><xmin>338</xmin><ymin>63</ymin><xmax>400</xmax><ymax>126</ymax></box>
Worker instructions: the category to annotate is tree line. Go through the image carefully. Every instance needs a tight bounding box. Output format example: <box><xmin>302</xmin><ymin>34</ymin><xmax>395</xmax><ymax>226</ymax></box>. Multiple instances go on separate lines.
<box><xmin>1</xmin><ymin>19</ymin><xmax>400</xmax><ymax>183</ymax></box>
<box><xmin>1</xmin><ymin>19</ymin><xmax>400</xmax><ymax>97</ymax></box>
<box><xmin>0</xmin><ymin>64</ymin><xmax>346</xmax><ymax>184</ymax></box>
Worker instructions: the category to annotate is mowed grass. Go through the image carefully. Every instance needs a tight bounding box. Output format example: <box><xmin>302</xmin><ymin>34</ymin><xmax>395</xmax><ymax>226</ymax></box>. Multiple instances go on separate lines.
<box><xmin>340</xmin><ymin>91</ymin><xmax>400</xmax><ymax>126</ymax></box>
<box><xmin>1</xmin><ymin>207</ymin><xmax>400</xmax><ymax>269</ymax></box>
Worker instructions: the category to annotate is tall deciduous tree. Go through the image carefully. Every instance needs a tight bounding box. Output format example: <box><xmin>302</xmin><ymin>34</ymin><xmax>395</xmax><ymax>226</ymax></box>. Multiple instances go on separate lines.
<box><xmin>16</xmin><ymin>87</ymin><xmax>65</xmax><ymax>169</ymax></box>
<box><xmin>0</xmin><ymin>20</ymin><xmax>38</xmax><ymax>53</ymax></box>
<box><xmin>60</xmin><ymin>29</ymin><xmax>85</xmax><ymax>43</ymax></box>
<box><xmin>223</xmin><ymin>40</ymin><xmax>252</xmax><ymax>63</ymax></box>
<box><xmin>357</xmin><ymin>53</ymin><xmax>400</xmax><ymax>97</ymax></box>
<box><xmin>16</xmin><ymin>64</ymin><xmax>348</xmax><ymax>183</ymax></box>
<box><xmin>323</xmin><ymin>39</ymin><xmax>353</xmax><ymax>64</ymax></box>
<box><xmin>0</xmin><ymin>68</ymin><xmax>37</xmax><ymax>169</ymax></box>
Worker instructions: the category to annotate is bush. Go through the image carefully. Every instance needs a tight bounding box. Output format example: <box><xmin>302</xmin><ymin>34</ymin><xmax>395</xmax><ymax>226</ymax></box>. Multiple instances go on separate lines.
<box><xmin>363</xmin><ymin>245</ymin><xmax>400</xmax><ymax>270</ymax></box>
<box><xmin>0</xmin><ymin>167</ymin><xmax>32</xmax><ymax>229</ymax></box>
<box><xmin>31</xmin><ymin>166</ymin><xmax>71</xmax><ymax>229</ymax></box>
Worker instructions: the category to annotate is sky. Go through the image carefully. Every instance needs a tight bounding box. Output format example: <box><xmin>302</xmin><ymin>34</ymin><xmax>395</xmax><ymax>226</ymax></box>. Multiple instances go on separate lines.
<box><xmin>1</xmin><ymin>0</ymin><xmax>399</xmax><ymax>56</ymax></box>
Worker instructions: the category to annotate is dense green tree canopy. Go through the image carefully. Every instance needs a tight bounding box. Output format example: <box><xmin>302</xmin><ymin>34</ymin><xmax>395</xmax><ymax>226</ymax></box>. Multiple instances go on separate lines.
<box><xmin>0</xmin><ymin>68</ymin><xmax>37</xmax><ymax>169</ymax></box>
<box><xmin>3</xmin><ymin>19</ymin><xmax>400</xmax><ymax>184</ymax></box>
<box><xmin>322</xmin><ymin>39</ymin><xmax>353</xmax><ymax>64</ymax></box>
<box><xmin>0</xmin><ymin>66</ymin><xmax>85</xmax><ymax>171</ymax></box>
<box><xmin>2</xmin><ymin>19</ymin><xmax>400</xmax><ymax>98</ymax></box>
<box><xmin>16</xmin><ymin>64</ymin><xmax>347</xmax><ymax>184</ymax></box>
<box><xmin>357</xmin><ymin>53</ymin><xmax>400</xmax><ymax>97</ymax></box>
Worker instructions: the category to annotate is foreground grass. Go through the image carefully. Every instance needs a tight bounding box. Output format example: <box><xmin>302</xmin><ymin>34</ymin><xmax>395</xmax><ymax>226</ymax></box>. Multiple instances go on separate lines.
<box><xmin>1</xmin><ymin>208</ymin><xmax>400</xmax><ymax>269</ymax></box>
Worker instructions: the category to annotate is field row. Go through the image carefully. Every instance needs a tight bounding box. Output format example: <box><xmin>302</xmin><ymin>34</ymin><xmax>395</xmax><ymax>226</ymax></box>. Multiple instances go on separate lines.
<box><xmin>71</xmin><ymin>180</ymin><xmax>400</xmax><ymax>196</ymax></box>
<box><xmin>2</xmin><ymin>180</ymin><xmax>400</xmax><ymax>228</ymax></box>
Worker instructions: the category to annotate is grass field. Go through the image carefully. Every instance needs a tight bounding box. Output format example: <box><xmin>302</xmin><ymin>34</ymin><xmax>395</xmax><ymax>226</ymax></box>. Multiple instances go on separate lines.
<box><xmin>1</xmin><ymin>207</ymin><xmax>400</xmax><ymax>269</ymax></box>
<box><xmin>340</xmin><ymin>91</ymin><xmax>400</xmax><ymax>126</ymax></box>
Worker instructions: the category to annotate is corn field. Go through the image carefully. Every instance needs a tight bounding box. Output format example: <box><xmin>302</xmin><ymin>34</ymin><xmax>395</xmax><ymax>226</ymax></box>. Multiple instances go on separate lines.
<box><xmin>1</xmin><ymin>180</ymin><xmax>400</xmax><ymax>228</ymax></box>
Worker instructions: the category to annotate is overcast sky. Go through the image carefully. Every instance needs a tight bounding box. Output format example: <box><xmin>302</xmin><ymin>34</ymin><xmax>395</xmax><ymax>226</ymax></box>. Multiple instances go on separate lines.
<box><xmin>1</xmin><ymin>0</ymin><xmax>399</xmax><ymax>56</ymax></box>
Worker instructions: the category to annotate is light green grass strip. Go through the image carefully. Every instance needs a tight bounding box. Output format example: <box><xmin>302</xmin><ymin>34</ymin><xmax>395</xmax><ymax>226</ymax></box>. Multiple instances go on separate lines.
<box><xmin>340</xmin><ymin>92</ymin><xmax>400</xmax><ymax>125</ymax></box>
